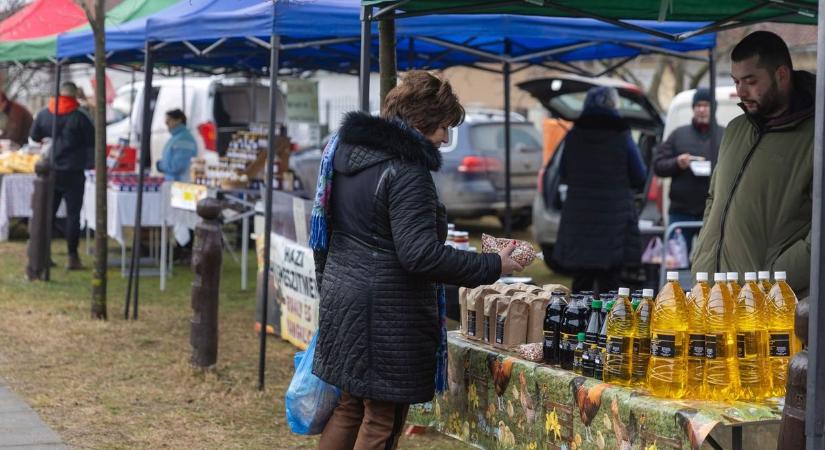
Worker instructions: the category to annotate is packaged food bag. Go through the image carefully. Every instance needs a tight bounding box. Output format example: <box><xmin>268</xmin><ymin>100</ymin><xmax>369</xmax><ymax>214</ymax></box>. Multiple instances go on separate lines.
<box><xmin>525</xmin><ymin>295</ymin><xmax>551</xmax><ymax>343</ymax></box>
<box><xmin>466</xmin><ymin>286</ymin><xmax>499</xmax><ymax>339</ymax></box>
<box><xmin>484</xmin><ymin>295</ymin><xmax>508</xmax><ymax>343</ymax></box>
<box><xmin>481</xmin><ymin>234</ymin><xmax>539</xmax><ymax>268</ymax></box>
<box><xmin>494</xmin><ymin>297</ymin><xmax>529</xmax><ymax>348</ymax></box>
<box><xmin>285</xmin><ymin>333</ymin><xmax>340</xmax><ymax>435</ymax></box>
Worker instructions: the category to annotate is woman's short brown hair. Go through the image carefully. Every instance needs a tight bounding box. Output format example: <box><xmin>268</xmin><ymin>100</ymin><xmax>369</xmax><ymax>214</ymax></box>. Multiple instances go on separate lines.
<box><xmin>381</xmin><ymin>70</ymin><xmax>465</xmax><ymax>135</ymax></box>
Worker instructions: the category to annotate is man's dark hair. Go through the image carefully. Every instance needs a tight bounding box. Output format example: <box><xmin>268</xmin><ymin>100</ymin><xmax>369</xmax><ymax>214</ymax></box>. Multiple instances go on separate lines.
<box><xmin>166</xmin><ymin>108</ymin><xmax>186</xmax><ymax>125</ymax></box>
<box><xmin>731</xmin><ymin>31</ymin><xmax>793</xmax><ymax>72</ymax></box>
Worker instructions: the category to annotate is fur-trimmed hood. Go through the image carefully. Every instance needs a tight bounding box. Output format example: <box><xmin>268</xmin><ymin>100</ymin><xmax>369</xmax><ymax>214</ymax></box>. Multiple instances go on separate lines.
<box><xmin>336</xmin><ymin>111</ymin><xmax>442</xmax><ymax>173</ymax></box>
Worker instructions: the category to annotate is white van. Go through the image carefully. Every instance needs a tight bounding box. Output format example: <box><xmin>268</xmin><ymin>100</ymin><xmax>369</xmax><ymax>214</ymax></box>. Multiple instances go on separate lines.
<box><xmin>107</xmin><ymin>76</ymin><xmax>286</xmax><ymax>170</ymax></box>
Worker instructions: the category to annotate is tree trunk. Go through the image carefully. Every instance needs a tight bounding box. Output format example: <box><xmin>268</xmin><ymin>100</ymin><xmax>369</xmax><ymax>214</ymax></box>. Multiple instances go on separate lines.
<box><xmin>646</xmin><ymin>58</ymin><xmax>668</xmax><ymax>112</ymax></box>
<box><xmin>378</xmin><ymin>18</ymin><xmax>396</xmax><ymax>110</ymax></box>
<box><xmin>84</xmin><ymin>0</ymin><xmax>107</xmax><ymax>319</ymax></box>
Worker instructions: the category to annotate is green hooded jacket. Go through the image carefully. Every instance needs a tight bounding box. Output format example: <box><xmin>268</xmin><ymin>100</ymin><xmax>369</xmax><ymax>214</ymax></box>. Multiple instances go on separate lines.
<box><xmin>692</xmin><ymin>71</ymin><xmax>815</xmax><ymax>294</ymax></box>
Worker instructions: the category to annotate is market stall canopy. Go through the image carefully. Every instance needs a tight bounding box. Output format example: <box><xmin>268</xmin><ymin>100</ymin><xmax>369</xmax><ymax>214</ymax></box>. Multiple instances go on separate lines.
<box><xmin>139</xmin><ymin>0</ymin><xmax>714</xmax><ymax>74</ymax></box>
<box><xmin>362</xmin><ymin>0</ymin><xmax>816</xmax><ymax>40</ymax></box>
<box><xmin>0</xmin><ymin>0</ymin><xmax>177</xmax><ymax>63</ymax></box>
<box><xmin>56</xmin><ymin>0</ymin><xmax>263</xmax><ymax>61</ymax></box>
<box><xmin>0</xmin><ymin>0</ymin><xmax>85</xmax><ymax>41</ymax></box>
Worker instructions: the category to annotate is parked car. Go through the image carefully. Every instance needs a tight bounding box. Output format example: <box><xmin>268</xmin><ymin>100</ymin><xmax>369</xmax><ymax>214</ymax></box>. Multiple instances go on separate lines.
<box><xmin>107</xmin><ymin>76</ymin><xmax>286</xmax><ymax>169</ymax></box>
<box><xmin>290</xmin><ymin>109</ymin><xmax>544</xmax><ymax>229</ymax></box>
<box><xmin>524</xmin><ymin>75</ymin><xmax>665</xmax><ymax>263</ymax></box>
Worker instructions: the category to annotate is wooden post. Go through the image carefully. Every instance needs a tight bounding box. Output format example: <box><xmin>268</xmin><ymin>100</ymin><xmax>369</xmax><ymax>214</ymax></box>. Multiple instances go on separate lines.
<box><xmin>26</xmin><ymin>158</ymin><xmax>52</xmax><ymax>281</ymax></box>
<box><xmin>190</xmin><ymin>198</ymin><xmax>223</xmax><ymax>369</ymax></box>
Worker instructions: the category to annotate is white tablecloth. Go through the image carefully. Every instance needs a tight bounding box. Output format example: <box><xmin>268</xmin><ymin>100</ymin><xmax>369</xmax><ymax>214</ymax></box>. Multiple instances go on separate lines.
<box><xmin>81</xmin><ymin>181</ymin><xmax>168</xmax><ymax>245</ymax></box>
<box><xmin>0</xmin><ymin>173</ymin><xmax>66</xmax><ymax>241</ymax></box>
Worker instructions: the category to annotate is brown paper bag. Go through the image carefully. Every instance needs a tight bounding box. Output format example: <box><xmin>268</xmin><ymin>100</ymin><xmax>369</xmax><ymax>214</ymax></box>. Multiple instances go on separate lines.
<box><xmin>484</xmin><ymin>295</ymin><xmax>509</xmax><ymax>343</ymax></box>
<box><xmin>459</xmin><ymin>287</ymin><xmax>469</xmax><ymax>334</ymax></box>
<box><xmin>542</xmin><ymin>284</ymin><xmax>571</xmax><ymax>296</ymax></box>
<box><xmin>525</xmin><ymin>295</ymin><xmax>551</xmax><ymax>343</ymax></box>
<box><xmin>466</xmin><ymin>287</ymin><xmax>499</xmax><ymax>340</ymax></box>
<box><xmin>494</xmin><ymin>297</ymin><xmax>529</xmax><ymax>348</ymax></box>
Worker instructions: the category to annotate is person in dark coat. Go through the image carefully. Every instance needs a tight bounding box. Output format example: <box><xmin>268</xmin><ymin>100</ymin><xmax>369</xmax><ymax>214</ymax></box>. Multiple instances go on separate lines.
<box><xmin>653</xmin><ymin>88</ymin><xmax>724</xmax><ymax>253</ymax></box>
<box><xmin>310</xmin><ymin>71</ymin><xmax>523</xmax><ymax>450</ymax></box>
<box><xmin>30</xmin><ymin>81</ymin><xmax>94</xmax><ymax>270</ymax></box>
<box><xmin>550</xmin><ymin>86</ymin><xmax>646</xmax><ymax>293</ymax></box>
<box><xmin>0</xmin><ymin>91</ymin><xmax>33</xmax><ymax>148</ymax></box>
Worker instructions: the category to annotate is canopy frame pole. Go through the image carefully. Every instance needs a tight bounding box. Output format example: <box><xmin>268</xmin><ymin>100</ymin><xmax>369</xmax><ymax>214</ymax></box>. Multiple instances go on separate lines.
<box><xmin>125</xmin><ymin>41</ymin><xmax>153</xmax><ymax>321</ymax></box>
<box><xmin>201</xmin><ymin>38</ymin><xmax>228</xmax><ymax>56</ymax></box>
<box><xmin>614</xmin><ymin>41</ymin><xmax>710</xmax><ymax>61</ymax></box>
<box><xmin>44</xmin><ymin>60</ymin><xmax>62</xmax><ymax>281</ymax></box>
<box><xmin>594</xmin><ymin>56</ymin><xmax>636</xmax><ymax>78</ymax></box>
<box><xmin>709</xmin><ymin>49</ymin><xmax>716</xmax><ymax>125</ymax></box>
<box><xmin>181</xmin><ymin>41</ymin><xmax>202</xmax><ymax>56</ymax></box>
<box><xmin>507</xmin><ymin>41</ymin><xmax>597</xmax><ymax>63</ymax></box>
<box><xmin>374</xmin><ymin>0</ymin><xmax>523</xmax><ymax>20</ymax></box>
<box><xmin>359</xmin><ymin>5</ymin><xmax>372</xmax><ymax>112</ymax></box>
<box><xmin>503</xmin><ymin>38</ymin><xmax>512</xmax><ymax>238</ymax></box>
<box><xmin>807</xmin><ymin>0</ymin><xmax>825</xmax><ymax>445</ymax></box>
<box><xmin>258</xmin><ymin>29</ymin><xmax>280</xmax><ymax>392</ymax></box>
<box><xmin>127</xmin><ymin>68</ymin><xmax>136</xmax><ymax>146</ymax></box>
<box><xmin>280</xmin><ymin>37</ymin><xmax>361</xmax><ymax>51</ymax></box>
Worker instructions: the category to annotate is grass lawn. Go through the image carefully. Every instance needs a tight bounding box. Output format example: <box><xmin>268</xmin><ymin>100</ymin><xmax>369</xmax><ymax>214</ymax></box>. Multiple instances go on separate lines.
<box><xmin>0</xmin><ymin>218</ymin><xmax>565</xmax><ymax>449</ymax></box>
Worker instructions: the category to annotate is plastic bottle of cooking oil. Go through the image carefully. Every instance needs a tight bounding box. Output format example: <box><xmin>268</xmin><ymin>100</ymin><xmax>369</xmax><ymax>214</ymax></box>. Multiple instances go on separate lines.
<box><xmin>573</xmin><ymin>332</ymin><xmax>586</xmax><ymax>375</ymax></box>
<box><xmin>647</xmin><ymin>272</ymin><xmax>689</xmax><ymax>399</ymax></box>
<box><xmin>766</xmin><ymin>271</ymin><xmax>800</xmax><ymax>397</ymax></box>
<box><xmin>631</xmin><ymin>289</ymin><xmax>654</xmax><ymax>386</ymax></box>
<box><xmin>758</xmin><ymin>271</ymin><xmax>772</xmax><ymax>296</ymax></box>
<box><xmin>593</xmin><ymin>301</ymin><xmax>613</xmax><ymax>381</ymax></box>
<box><xmin>685</xmin><ymin>272</ymin><xmax>710</xmax><ymax>399</ymax></box>
<box><xmin>727</xmin><ymin>272</ymin><xmax>741</xmax><ymax>299</ymax></box>
<box><xmin>704</xmin><ymin>273</ymin><xmax>740</xmax><ymax>401</ymax></box>
<box><xmin>736</xmin><ymin>272</ymin><xmax>771</xmax><ymax>401</ymax></box>
<box><xmin>604</xmin><ymin>288</ymin><xmax>635</xmax><ymax>386</ymax></box>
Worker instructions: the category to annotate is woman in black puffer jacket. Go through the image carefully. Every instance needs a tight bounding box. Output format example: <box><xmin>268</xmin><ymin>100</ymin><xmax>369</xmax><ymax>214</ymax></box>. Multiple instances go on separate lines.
<box><xmin>311</xmin><ymin>71</ymin><xmax>522</xmax><ymax>450</ymax></box>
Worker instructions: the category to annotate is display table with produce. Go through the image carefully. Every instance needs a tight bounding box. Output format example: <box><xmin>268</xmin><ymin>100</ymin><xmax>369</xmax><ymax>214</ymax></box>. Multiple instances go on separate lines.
<box><xmin>409</xmin><ymin>331</ymin><xmax>781</xmax><ymax>450</ymax></box>
<box><xmin>0</xmin><ymin>173</ymin><xmax>65</xmax><ymax>241</ymax></box>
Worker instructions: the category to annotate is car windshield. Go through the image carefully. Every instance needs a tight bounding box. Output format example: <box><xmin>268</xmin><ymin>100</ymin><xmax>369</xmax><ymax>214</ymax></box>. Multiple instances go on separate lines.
<box><xmin>468</xmin><ymin>123</ymin><xmax>541</xmax><ymax>153</ymax></box>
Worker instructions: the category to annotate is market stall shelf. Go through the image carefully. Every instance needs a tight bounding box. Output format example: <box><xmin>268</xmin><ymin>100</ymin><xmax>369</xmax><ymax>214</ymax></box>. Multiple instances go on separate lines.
<box><xmin>409</xmin><ymin>332</ymin><xmax>782</xmax><ymax>450</ymax></box>
<box><xmin>0</xmin><ymin>173</ymin><xmax>65</xmax><ymax>241</ymax></box>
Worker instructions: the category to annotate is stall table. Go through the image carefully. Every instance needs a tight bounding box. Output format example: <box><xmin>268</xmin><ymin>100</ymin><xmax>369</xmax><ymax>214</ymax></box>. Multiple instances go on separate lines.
<box><xmin>0</xmin><ymin>173</ymin><xmax>65</xmax><ymax>241</ymax></box>
<box><xmin>410</xmin><ymin>332</ymin><xmax>782</xmax><ymax>450</ymax></box>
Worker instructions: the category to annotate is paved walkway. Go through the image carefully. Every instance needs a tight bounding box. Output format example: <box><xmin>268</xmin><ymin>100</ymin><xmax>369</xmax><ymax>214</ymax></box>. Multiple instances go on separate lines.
<box><xmin>0</xmin><ymin>381</ymin><xmax>66</xmax><ymax>449</ymax></box>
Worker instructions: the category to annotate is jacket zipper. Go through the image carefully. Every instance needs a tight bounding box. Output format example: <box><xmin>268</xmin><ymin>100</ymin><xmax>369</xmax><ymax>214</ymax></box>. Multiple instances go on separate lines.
<box><xmin>714</xmin><ymin>131</ymin><xmax>769</xmax><ymax>272</ymax></box>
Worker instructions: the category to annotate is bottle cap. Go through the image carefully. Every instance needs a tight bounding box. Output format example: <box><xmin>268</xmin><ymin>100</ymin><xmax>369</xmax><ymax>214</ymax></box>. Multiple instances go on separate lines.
<box><xmin>727</xmin><ymin>272</ymin><xmax>739</xmax><ymax>281</ymax></box>
<box><xmin>606</xmin><ymin>301</ymin><xmax>615</xmax><ymax>309</ymax></box>
<box><xmin>758</xmin><ymin>271</ymin><xmax>771</xmax><ymax>280</ymax></box>
<box><xmin>696</xmin><ymin>272</ymin><xmax>709</xmax><ymax>282</ymax></box>
<box><xmin>714</xmin><ymin>272</ymin><xmax>726</xmax><ymax>282</ymax></box>
<box><xmin>745</xmin><ymin>272</ymin><xmax>757</xmax><ymax>281</ymax></box>
<box><xmin>642</xmin><ymin>289</ymin><xmax>654</xmax><ymax>297</ymax></box>
<box><xmin>591</xmin><ymin>300</ymin><xmax>602</xmax><ymax>309</ymax></box>
<box><xmin>775</xmin><ymin>271</ymin><xmax>787</xmax><ymax>281</ymax></box>
<box><xmin>667</xmin><ymin>271</ymin><xmax>679</xmax><ymax>281</ymax></box>
<box><xmin>618</xmin><ymin>287</ymin><xmax>630</xmax><ymax>296</ymax></box>
<box><xmin>577</xmin><ymin>332</ymin><xmax>586</xmax><ymax>341</ymax></box>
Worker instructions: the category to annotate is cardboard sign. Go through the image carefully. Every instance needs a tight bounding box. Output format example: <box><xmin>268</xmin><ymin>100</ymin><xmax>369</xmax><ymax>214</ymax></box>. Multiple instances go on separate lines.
<box><xmin>270</xmin><ymin>233</ymin><xmax>318</xmax><ymax>350</ymax></box>
<box><xmin>170</xmin><ymin>182</ymin><xmax>208</xmax><ymax>211</ymax></box>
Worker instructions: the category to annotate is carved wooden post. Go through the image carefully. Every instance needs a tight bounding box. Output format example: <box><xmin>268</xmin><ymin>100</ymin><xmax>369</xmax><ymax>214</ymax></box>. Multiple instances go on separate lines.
<box><xmin>190</xmin><ymin>198</ymin><xmax>223</xmax><ymax>369</ymax></box>
<box><xmin>26</xmin><ymin>159</ymin><xmax>51</xmax><ymax>281</ymax></box>
<box><xmin>778</xmin><ymin>297</ymin><xmax>809</xmax><ymax>449</ymax></box>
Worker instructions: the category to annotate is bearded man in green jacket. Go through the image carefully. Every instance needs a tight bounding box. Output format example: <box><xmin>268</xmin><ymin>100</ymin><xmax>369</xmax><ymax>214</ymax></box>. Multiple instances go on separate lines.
<box><xmin>692</xmin><ymin>31</ymin><xmax>814</xmax><ymax>294</ymax></box>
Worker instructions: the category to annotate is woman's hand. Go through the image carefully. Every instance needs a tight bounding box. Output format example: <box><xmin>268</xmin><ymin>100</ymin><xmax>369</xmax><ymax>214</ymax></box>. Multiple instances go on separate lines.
<box><xmin>498</xmin><ymin>241</ymin><xmax>524</xmax><ymax>275</ymax></box>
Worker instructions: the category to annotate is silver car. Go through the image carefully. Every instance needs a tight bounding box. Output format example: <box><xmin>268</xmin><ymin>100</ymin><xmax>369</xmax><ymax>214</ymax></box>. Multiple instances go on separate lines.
<box><xmin>290</xmin><ymin>110</ymin><xmax>544</xmax><ymax>230</ymax></box>
<box><xmin>521</xmin><ymin>75</ymin><xmax>665</xmax><ymax>263</ymax></box>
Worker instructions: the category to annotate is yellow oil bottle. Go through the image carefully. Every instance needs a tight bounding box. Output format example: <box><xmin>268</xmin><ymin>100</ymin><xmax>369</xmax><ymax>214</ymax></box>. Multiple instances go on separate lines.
<box><xmin>735</xmin><ymin>272</ymin><xmax>771</xmax><ymax>401</ymax></box>
<box><xmin>686</xmin><ymin>272</ymin><xmax>710</xmax><ymax>399</ymax></box>
<box><xmin>766</xmin><ymin>271</ymin><xmax>799</xmax><ymax>397</ymax></box>
<box><xmin>647</xmin><ymin>272</ymin><xmax>689</xmax><ymax>399</ymax></box>
<box><xmin>727</xmin><ymin>272</ymin><xmax>741</xmax><ymax>299</ymax></box>
<box><xmin>704</xmin><ymin>273</ymin><xmax>740</xmax><ymax>401</ymax></box>
<box><xmin>631</xmin><ymin>289</ymin><xmax>654</xmax><ymax>386</ymax></box>
<box><xmin>604</xmin><ymin>288</ymin><xmax>635</xmax><ymax>386</ymax></box>
<box><xmin>758</xmin><ymin>271</ymin><xmax>772</xmax><ymax>296</ymax></box>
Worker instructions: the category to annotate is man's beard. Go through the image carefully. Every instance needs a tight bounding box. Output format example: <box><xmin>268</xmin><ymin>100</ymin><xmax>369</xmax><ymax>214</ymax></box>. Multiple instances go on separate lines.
<box><xmin>747</xmin><ymin>77</ymin><xmax>782</xmax><ymax>119</ymax></box>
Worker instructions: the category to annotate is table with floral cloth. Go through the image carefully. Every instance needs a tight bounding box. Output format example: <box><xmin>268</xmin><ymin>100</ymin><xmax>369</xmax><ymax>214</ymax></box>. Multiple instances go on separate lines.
<box><xmin>408</xmin><ymin>331</ymin><xmax>782</xmax><ymax>450</ymax></box>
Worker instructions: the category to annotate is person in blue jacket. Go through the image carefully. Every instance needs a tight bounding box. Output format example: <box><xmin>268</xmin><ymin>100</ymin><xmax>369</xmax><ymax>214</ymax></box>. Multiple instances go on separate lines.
<box><xmin>157</xmin><ymin>109</ymin><xmax>197</xmax><ymax>182</ymax></box>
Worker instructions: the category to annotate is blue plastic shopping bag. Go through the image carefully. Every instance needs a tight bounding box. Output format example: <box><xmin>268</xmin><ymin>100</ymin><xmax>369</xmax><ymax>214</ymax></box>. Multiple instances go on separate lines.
<box><xmin>285</xmin><ymin>332</ymin><xmax>340</xmax><ymax>435</ymax></box>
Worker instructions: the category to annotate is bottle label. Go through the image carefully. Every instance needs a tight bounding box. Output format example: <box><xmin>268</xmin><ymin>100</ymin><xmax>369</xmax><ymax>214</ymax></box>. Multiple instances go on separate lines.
<box><xmin>650</xmin><ymin>334</ymin><xmax>677</xmax><ymax>358</ymax></box>
<box><xmin>770</xmin><ymin>332</ymin><xmax>791</xmax><ymax>357</ymax></box>
<box><xmin>467</xmin><ymin>311</ymin><xmax>476</xmax><ymax>336</ymax></box>
<box><xmin>560</xmin><ymin>333</ymin><xmax>577</xmax><ymax>352</ymax></box>
<box><xmin>484</xmin><ymin>316</ymin><xmax>490</xmax><ymax>342</ymax></box>
<box><xmin>495</xmin><ymin>315</ymin><xmax>505</xmax><ymax>344</ymax></box>
<box><xmin>633</xmin><ymin>338</ymin><xmax>651</xmax><ymax>355</ymax></box>
<box><xmin>585</xmin><ymin>331</ymin><xmax>599</xmax><ymax>345</ymax></box>
<box><xmin>598</xmin><ymin>333</ymin><xmax>607</xmax><ymax>349</ymax></box>
<box><xmin>737</xmin><ymin>333</ymin><xmax>745</xmax><ymax>358</ymax></box>
<box><xmin>705</xmin><ymin>334</ymin><xmax>718</xmax><ymax>359</ymax></box>
<box><xmin>607</xmin><ymin>336</ymin><xmax>628</xmax><ymax>355</ymax></box>
<box><xmin>581</xmin><ymin>352</ymin><xmax>595</xmax><ymax>376</ymax></box>
<box><xmin>688</xmin><ymin>334</ymin><xmax>705</xmax><ymax>357</ymax></box>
